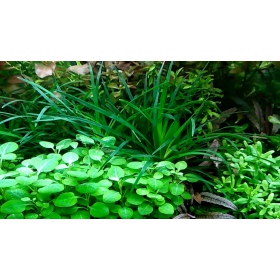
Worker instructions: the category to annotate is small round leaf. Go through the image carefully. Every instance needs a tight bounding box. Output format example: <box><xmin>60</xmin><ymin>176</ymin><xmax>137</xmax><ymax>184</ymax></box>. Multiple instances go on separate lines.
<box><xmin>103</xmin><ymin>190</ymin><xmax>122</xmax><ymax>203</ymax></box>
<box><xmin>54</xmin><ymin>192</ymin><xmax>78</xmax><ymax>207</ymax></box>
<box><xmin>90</xmin><ymin>202</ymin><xmax>109</xmax><ymax>218</ymax></box>
<box><xmin>118</xmin><ymin>207</ymin><xmax>133</xmax><ymax>219</ymax></box>
<box><xmin>138</xmin><ymin>203</ymin><xmax>153</xmax><ymax>215</ymax></box>
<box><xmin>158</xmin><ymin>203</ymin><xmax>174</xmax><ymax>215</ymax></box>
<box><xmin>1</xmin><ymin>199</ymin><xmax>26</xmax><ymax>214</ymax></box>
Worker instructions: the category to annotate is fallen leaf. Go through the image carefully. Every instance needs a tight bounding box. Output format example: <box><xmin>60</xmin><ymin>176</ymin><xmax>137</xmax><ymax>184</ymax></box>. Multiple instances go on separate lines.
<box><xmin>35</xmin><ymin>62</ymin><xmax>56</xmax><ymax>78</ymax></box>
<box><xmin>67</xmin><ymin>64</ymin><xmax>90</xmax><ymax>75</ymax></box>
<box><xmin>193</xmin><ymin>192</ymin><xmax>202</xmax><ymax>204</ymax></box>
<box><xmin>0</xmin><ymin>61</ymin><xmax>6</xmax><ymax>69</ymax></box>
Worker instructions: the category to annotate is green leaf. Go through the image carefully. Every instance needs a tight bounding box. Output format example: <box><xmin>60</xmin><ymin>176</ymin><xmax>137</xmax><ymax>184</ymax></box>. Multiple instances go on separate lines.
<box><xmin>16</xmin><ymin>167</ymin><xmax>34</xmax><ymax>176</ymax></box>
<box><xmin>39</xmin><ymin>141</ymin><xmax>54</xmax><ymax>149</ymax></box>
<box><xmin>32</xmin><ymin>179</ymin><xmax>54</xmax><ymax>187</ymax></box>
<box><xmin>25</xmin><ymin>213</ymin><xmax>39</xmax><ymax>219</ymax></box>
<box><xmin>16</xmin><ymin>175</ymin><xmax>38</xmax><ymax>186</ymax></box>
<box><xmin>118</xmin><ymin>207</ymin><xmax>133</xmax><ymax>219</ymax></box>
<box><xmin>110</xmin><ymin>156</ymin><xmax>127</xmax><ymax>166</ymax></box>
<box><xmin>147</xmin><ymin>193</ymin><xmax>164</xmax><ymax>201</ymax></box>
<box><xmin>127</xmin><ymin>161</ymin><xmax>146</xmax><ymax>169</ymax></box>
<box><xmin>33</xmin><ymin>158</ymin><xmax>59</xmax><ymax>174</ymax></box>
<box><xmin>41</xmin><ymin>204</ymin><xmax>54</xmax><ymax>217</ymax></box>
<box><xmin>89</xmin><ymin>149</ymin><xmax>104</xmax><ymax>161</ymax></box>
<box><xmin>156</xmin><ymin>161</ymin><xmax>174</xmax><ymax>169</ymax></box>
<box><xmin>56</xmin><ymin>139</ymin><xmax>72</xmax><ymax>152</ymax></box>
<box><xmin>127</xmin><ymin>193</ymin><xmax>144</xmax><ymax>205</ymax></box>
<box><xmin>0</xmin><ymin>142</ymin><xmax>18</xmax><ymax>155</ymax></box>
<box><xmin>88</xmin><ymin>167</ymin><xmax>104</xmax><ymax>179</ymax></box>
<box><xmin>1</xmin><ymin>199</ymin><xmax>26</xmax><ymax>214</ymax></box>
<box><xmin>62</xmin><ymin>152</ymin><xmax>79</xmax><ymax>165</ymax></box>
<box><xmin>153</xmin><ymin>172</ymin><xmax>163</xmax><ymax>179</ymax></box>
<box><xmin>4</xmin><ymin>189</ymin><xmax>30</xmax><ymax>200</ymax></box>
<box><xmin>136</xmin><ymin>188</ymin><xmax>149</xmax><ymax>195</ymax></box>
<box><xmin>138</xmin><ymin>202</ymin><xmax>153</xmax><ymax>215</ymax></box>
<box><xmin>0</xmin><ymin>179</ymin><xmax>17</xmax><ymax>188</ymax></box>
<box><xmin>109</xmin><ymin>204</ymin><xmax>122</xmax><ymax>214</ymax></box>
<box><xmin>175</xmin><ymin>161</ymin><xmax>187</xmax><ymax>171</ymax></box>
<box><xmin>101</xmin><ymin>136</ymin><xmax>116</xmax><ymax>146</ymax></box>
<box><xmin>46</xmin><ymin>212</ymin><xmax>61</xmax><ymax>219</ymax></box>
<box><xmin>181</xmin><ymin>191</ymin><xmax>192</xmax><ymax>200</ymax></box>
<box><xmin>90</xmin><ymin>202</ymin><xmax>109</xmax><ymax>218</ymax></box>
<box><xmin>91</xmin><ymin>187</ymin><xmax>110</xmax><ymax>196</ymax></box>
<box><xmin>103</xmin><ymin>190</ymin><xmax>122</xmax><ymax>203</ymax></box>
<box><xmin>171</xmin><ymin>195</ymin><xmax>184</xmax><ymax>206</ymax></box>
<box><xmin>54</xmin><ymin>192</ymin><xmax>78</xmax><ymax>207</ymax></box>
<box><xmin>76</xmin><ymin>134</ymin><xmax>95</xmax><ymax>144</ymax></box>
<box><xmin>184</xmin><ymin>173</ymin><xmax>201</xmax><ymax>183</ymax></box>
<box><xmin>2</xmin><ymin>153</ymin><xmax>17</xmax><ymax>160</ymax></box>
<box><xmin>66</xmin><ymin>170</ymin><xmax>89</xmax><ymax>180</ymax></box>
<box><xmin>71</xmin><ymin>210</ymin><xmax>90</xmax><ymax>219</ymax></box>
<box><xmin>7</xmin><ymin>213</ymin><xmax>24</xmax><ymax>219</ymax></box>
<box><xmin>147</xmin><ymin>178</ymin><xmax>163</xmax><ymax>191</ymax></box>
<box><xmin>98</xmin><ymin>179</ymin><xmax>112</xmax><ymax>188</ymax></box>
<box><xmin>169</xmin><ymin>183</ymin><xmax>185</xmax><ymax>195</ymax></box>
<box><xmin>76</xmin><ymin>182</ymin><xmax>99</xmax><ymax>194</ymax></box>
<box><xmin>158</xmin><ymin>203</ymin><xmax>174</xmax><ymax>215</ymax></box>
<box><xmin>268</xmin><ymin>115</ymin><xmax>280</xmax><ymax>124</ymax></box>
<box><xmin>47</xmin><ymin>153</ymin><xmax>62</xmax><ymax>161</ymax></box>
<box><xmin>107</xmin><ymin>166</ymin><xmax>124</xmax><ymax>181</ymax></box>
<box><xmin>38</xmin><ymin>183</ymin><xmax>64</xmax><ymax>194</ymax></box>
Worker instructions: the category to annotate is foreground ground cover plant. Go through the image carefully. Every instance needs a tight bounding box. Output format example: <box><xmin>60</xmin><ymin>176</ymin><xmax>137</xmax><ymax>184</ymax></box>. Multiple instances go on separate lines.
<box><xmin>213</xmin><ymin>140</ymin><xmax>280</xmax><ymax>218</ymax></box>
<box><xmin>0</xmin><ymin>134</ymin><xmax>206</xmax><ymax>219</ymax></box>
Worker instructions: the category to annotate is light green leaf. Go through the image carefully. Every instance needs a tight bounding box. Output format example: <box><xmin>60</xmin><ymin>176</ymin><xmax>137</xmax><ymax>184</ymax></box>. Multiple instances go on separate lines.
<box><xmin>39</xmin><ymin>141</ymin><xmax>54</xmax><ymax>149</ymax></box>
<box><xmin>76</xmin><ymin>134</ymin><xmax>95</xmax><ymax>144</ymax></box>
<box><xmin>2</xmin><ymin>153</ymin><xmax>17</xmax><ymax>160</ymax></box>
<box><xmin>268</xmin><ymin>115</ymin><xmax>280</xmax><ymax>124</ymax></box>
<box><xmin>127</xmin><ymin>161</ymin><xmax>146</xmax><ymax>169</ymax></box>
<box><xmin>91</xmin><ymin>187</ymin><xmax>110</xmax><ymax>196</ymax></box>
<box><xmin>76</xmin><ymin>182</ymin><xmax>99</xmax><ymax>194</ymax></box>
<box><xmin>156</xmin><ymin>161</ymin><xmax>174</xmax><ymax>169</ymax></box>
<box><xmin>54</xmin><ymin>192</ymin><xmax>78</xmax><ymax>207</ymax></box>
<box><xmin>175</xmin><ymin>161</ymin><xmax>187</xmax><ymax>171</ymax></box>
<box><xmin>56</xmin><ymin>139</ymin><xmax>72</xmax><ymax>152</ymax></box>
<box><xmin>16</xmin><ymin>175</ymin><xmax>38</xmax><ymax>186</ymax></box>
<box><xmin>55</xmin><ymin>164</ymin><xmax>69</xmax><ymax>170</ymax></box>
<box><xmin>25</xmin><ymin>213</ymin><xmax>39</xmax><ymax>219</ymax></box>
<box><xmin>0</xmin><ymin>142</ymin><xmax>18</xmax><ymax>155</ymax></box>
<box><xmin>103</xmin><ymin>190</ymin><xmax>122</xmax><ymax>203</ymax></box>
<box><xmin>181</xmin><ymin>191</ymin><xmax>192</xmax><ymax>200</ymax></box>
<box><xmin>98</xmin><ymin>180</ymin><xmax>112</xmax><ymax>188</ymax></box>
<box><xmin>153</xmin><ymin>172</ymin><xmax>163</xmax><ymax>179</ymax></box>
<box><xmin>90</xmin><ymin>202</ymin><xmax>109</xmax><ymax>218</ymax></box>
<box><xmin>7</xmin><ymin>213</ymin><xmax>24</xmax><ymax>219</ymax></box>
<box><xmin>88</xmin><ymin>167</ymin><xmax>104</xmax><ymax>179</ymax></box>
<box><xmin>184</xmin><ymin>173</ymin><xmax>201</xmax><ymax>183</ymax></box>
<box><xmin>89</xmin><ymin>149</ymin><xmax>104</xmax><ymax>161</ymax></box>
<box><xmin>101</xmin><ymin>136</ymin><xmax>116</xmax><ymax>146</ymax></box>
<box><xmin>118</xmin><ymin>207</ymin><xmax>133</xmax><ymax>219</ymax></box>
<box><xmin>62</xmin><ymin>152</ymin><xmax>79</xmax><ymax>165</ymax></box>
<box><xmin>0</xmin><ymin>179</ymin><xmax>17</xmax><ymax>188</ymax></box>
<box><xmin>32</xmin><ymin>179</ymin><xmax>54</xmax><ymax>187</ymax></box>
<box><xmin>1</xmin><ymin>199</ymin><xmax>26</xmax><ymax>214</ymax></box>
<box><xmin>62</xmin><ymin>177</ymin><xmax>78</xmax><ymax>186</ymax></box>
<box><xmin>4</xmin><ymin>189</ymin><xmax>30</xmax><ymax>200</ymax></box>
<box><xmin>110</xmin><ymin>156</ymin><xmax>127</xmax><ymax>166</ymax></box>
<box><xmin>33</xmin><ymin>158</ymin><xmax>59</xmax><ymax>174</ymax></box>
<box><xmin>47</xmin><ymin>153</ymin><xmax>62</xmax><ymax>161</ymax></box>
<box><xmin>16</xmin><ymin>167</ymin><xmax>34</xmax><ymax>176</ymax></box>
<box><xmin>107</xmin><ymin>166</ymin><xmax>124</xmax><ymax>181</ymax></box>
<box><xmin>127</xmin><ymin>193</ymin><xmax>144</xmax><ymax>205</ymax></box>
<box><xmin>136</xmin><ymin>188</ymin><xmax>149</xmax><ymax>195</ymax></box>
<box><xmin>138</xmin><ymin>202</ymin><xmax>153</xmax><ymax>215</ymax></box>
<box><xmin>0</xmin><ymin>171</ymin><xmax>18</xmax><ymax>180</ymax></box>
<box><xmin>147</xmin><ymin>178</ymin><xmax>163</xmax><ymax>191</ymax></box>
<box><xmin>71</xmin><ymin>210</ymin><xmax>90</xmax><ymax>219</ymax></box>
<box><xmin>169</xmin><ymin>183</ymin><xmax>185</xmax><ymax>195</ymax></box>
<box><xmin>147</xmin><ymin>193</ymin><xmax>164</xmax><ymax>201</ymax></box>
<box><xmin>66</xmin><ymin>170</ymin><xmax>89</xmax><ymax>180</ymax></box>
<box><xmin>158</xmin><ymin>203</ymin><xmax>174</xmax><ymax>215</ymax></box>
<box><xmin>38</xmin><ymin>183</ymin><xmax>64</xmax><ymax>194</ymax></box>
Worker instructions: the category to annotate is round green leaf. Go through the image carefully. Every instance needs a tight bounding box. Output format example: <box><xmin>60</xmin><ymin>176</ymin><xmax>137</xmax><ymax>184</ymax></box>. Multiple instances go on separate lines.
<box><xmin>169</xmin><ymin>183</ymin><xmax>184</xmax><ymax>195</ymax></box>
<box><xmin>147</xmin><ymin>193</ymin><xmax>164</xmax><ymax>201</ymax></box>
<box><xmin>33</xmin><ymin>158</ymin><xmax>59</xmax><ymax>174</ymax></box>
<box><xmin>127</xmin><ymin>161</ymin><xmax>145</xmax><ymax>169</ymax></box>
<box><xmin>175</xmin><ymin>161</ymin><xmax>187</xmax><ymax>171</ymax></box>
<box><xmin>54</xmin><ymin>192</ymin><xmax>78</xmax><ymax>207</ymax></box>
<box><xmin>147</xmin><ymin>178</ymin><xmax>163</xmax><ymax>191</ymax></box>
<box><xmin>90</xmin><ymin>202</ymin><xmax>109</xmax><ymax>218</ymax></box>
<box><xmin>39</xmin><ymin>141</ymin><xmax>54</xmax><ymax>149</ymax></box>
<box><xmin>107</xmin><ymin>166</ymin><xmax>124</xmax><ymax>181</ymax></box>
<box><xmin>2</xmin><ymin>153</ymin><xmax>17</xmax><ymax>160</ymax></box>
<box><xmin>62</xmin><ymin>152</ymin><xmax>79</xmax><ymax>165</ymax></box>
<box><xmin>101</xmin><ymin>136</ymin><xmax>116</xmax><ymax>146</ymax></box>
<box><xmin>98</xmin><ymin>179</ymin><xmax>112</xmax><ymax>188</ymax></box>
<box><xmin>103</xmin><ymin>190</ymin><xmax>122</xmax><ymax>203</ymax></box>
<box><xmin>7</xmin><ymin>213</ymin><xmax>24</xmax><ymax>219</ymax></box>
<box><xmin>71</xmin><ymin>210</ymin><xmax>90</xmax><ymax>219</ymax></box>
<box><xmin>1</xmin><ymin>199</ymin><xmax>26</xmax><ymax>214</ymax></box>
<box><xmin>89</xmin><ymin>149</ymin><xmax>104</xmax><ymax>161</ymax></box>
<box><xmin>0</xmin><ymin>179</ymin><xmax>17</xmax><ymax>188</ymax></box>
<box><xmin>109</xmin><ymin>204</ymin><xmax>122</xmax><ymax>214</ymax></box>
<box><xmin>138</xmin><ymin>202</ymin><xmax>153</xmax><ymax>215</ymax></box>
<box><xmin>16</xmin><ymin>167</ymin><xmax>34</xmax><ymax>176</ymax></box>
<box><xmin>171</xmin><ymin>195</ymin><xmax>184</xmax><ymax>206</ymax></box>
<box><xmin>0</xmin><ymin>142</ymin><xmax>18</xmax><ymax>154</ymax></box>
<box><xmin>66</xmin><ymin>170</ymin><xmax>89</xmax><ymax>180</ymax></box>
<box><xmin>56</xmin><ymin>139</ymin><xmax>72</xmax><ymax>152</ymax></box>
<box><xmin>25</xmin><ymin>213</ymin><xmax>39</xmax><ymax>219</ymax></box>
<box><xmin>153</xmin><ymin>172</ymin><xmax>163</xmax><ymax>179</ymax></box>
<box><xmin>4</xmin><ymin>189</ymin><xmax>30</xmax><ymax>200</ymax></box>
<box><xmin>184</xmin><ymin>173</ymin><xmax>200</xmax><ymax>183</ymax></box>
<box><xmin>41</xmin><ymin>205</ymin><xmax>54</xmax><ymax>217</ymax></box>
<box><xmin>38</xmin><ymin>183</ymin><xmax>64</xmax><ymax>194</ymax></box>
<box><xmin>110</xmin><ymin>156</ymin><xmax>127</xmax><ymax>166</ymax></box>
<box><xmin>76</xmin><ymin>182</ymin><xmax>99</xmax><ymax>194</ymax></box>
<box><xmin>47</xmin><ymin>153</ymin><xmax>62</xmax><ymax>161</ymax></box>
<box><xmin>118</xmin><ymin>207</ymin><xmax>133</xmax><ymax>219</ymax></box>
<box><xmin>76</xmin><ymin>134</ymin><xmax>95</xmax><ymax>144</ymax></box>
<box><xmin>88</xmin><ymin>167</ymin><xmax>104</xmax><ymax>179</ymax></box>
<box><xmin>46</xmin><ymin>212</ymin><xmax>61</xmax><ymax>219</ymax></box>
<box><xmin>181</xmin><ymin>191</ymin><xmax>192</xmax><ymax>200</ymax></box>
<box><xmin>158</xmin><ymin>203</ymin><xmax>174</xmax><ymax>215</ymax></box>
<box><xmin>62</xmin><ymin>177</ymin><xmax>78</xmax><ymax>186</ymax></box>
<box><xmin>16</xmin><ymin>175</ymin><xmax>38</xmax><ymax>186</ymax></box>
<box><xmin>127</xmin><ymin>193</ymin><xmax>144</xmax><ymax>205</ymax></box>
<box><xmin>136</xmin><ymin>188</ymin><xmax>149</xmax><ymax>196</ymax></box>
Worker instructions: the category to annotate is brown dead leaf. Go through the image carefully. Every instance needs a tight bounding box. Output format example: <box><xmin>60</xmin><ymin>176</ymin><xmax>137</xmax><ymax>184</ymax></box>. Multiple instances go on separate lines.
<box><xmin>0</xmin><ymin>61</ymin><xmax>6</xmax><ymax>70</ymax></box>
<box><xmin>193</xmin><ymin>192</ymin><xmax>202</xmax><ymax>204</ymax></box>
<box><xmin>67</xmin><ymin>64</ymin><xmax>90</xmax><ymax>75</ymax></box>
<box><xmin>7</xmin><ymin>75</ymin><xmax>25</xmax><ymax>84</ymax></box>
<box><xmin>35</xmin><ymin>62</ymin><xmax>56</xmax><ymax>78</ymax></box>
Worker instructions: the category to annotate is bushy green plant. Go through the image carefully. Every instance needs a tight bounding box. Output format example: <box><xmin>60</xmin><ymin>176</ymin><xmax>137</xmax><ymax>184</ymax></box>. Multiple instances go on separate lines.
<box><xmin>214</xmin><ymin>140</ymin><xmax>280</xmax><ymax>218</ymax></box>
<box><xmin>0</xmin><ymin>134</ymin><xmax>205</xmax><ymax>219</ymax></box>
